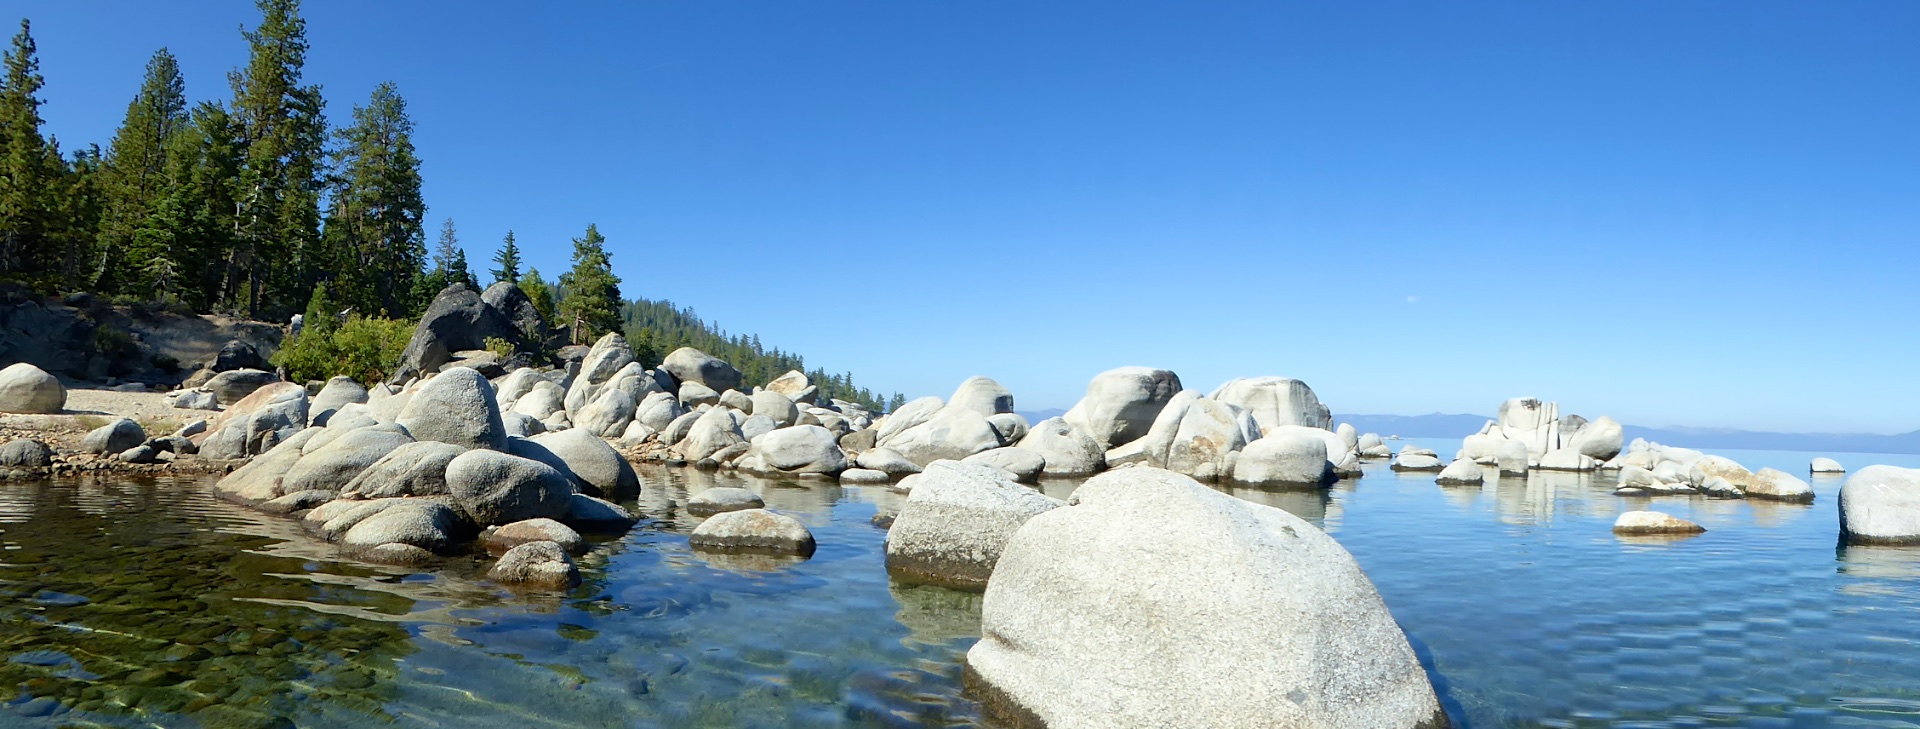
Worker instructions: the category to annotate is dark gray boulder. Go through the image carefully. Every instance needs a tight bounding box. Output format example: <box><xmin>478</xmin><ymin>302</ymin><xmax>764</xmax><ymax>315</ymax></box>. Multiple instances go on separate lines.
<box><xmin>213</xmin><ymin>340</ymin><xmax>269</xmax><ymax>372</ymax></box>
<box><xmin>389</xmin><ymin>284</ymin><xmax>543</xmax><ymax>384</ymax></box>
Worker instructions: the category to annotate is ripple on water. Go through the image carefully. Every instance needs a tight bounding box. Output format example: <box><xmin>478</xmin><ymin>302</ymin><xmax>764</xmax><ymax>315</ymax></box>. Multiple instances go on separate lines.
<box><xmin>2</xmin><ymin>450</ymin><xmax>1920</xmax><ymax>726</ymax></box>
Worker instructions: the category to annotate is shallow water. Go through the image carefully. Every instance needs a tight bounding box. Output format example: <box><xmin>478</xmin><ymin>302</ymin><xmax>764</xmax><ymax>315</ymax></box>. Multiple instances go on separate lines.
<box><xmin>0</xmin><ymin>442</ymin><xmax>1917</xmax><ymax>728</ymax></box>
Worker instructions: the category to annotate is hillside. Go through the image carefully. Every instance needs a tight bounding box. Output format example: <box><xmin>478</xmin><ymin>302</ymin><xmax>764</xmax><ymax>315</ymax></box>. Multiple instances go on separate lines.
<box><xmin>619</xmin><ymin>298</ymin><xmax>898</xmax><ymax>412</ymax></box>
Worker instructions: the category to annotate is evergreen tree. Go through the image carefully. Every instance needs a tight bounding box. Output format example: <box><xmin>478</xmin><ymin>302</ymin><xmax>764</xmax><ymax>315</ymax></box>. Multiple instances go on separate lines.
<box><xmin>0</xmin><ymin>19</ymin><xmax>70</xmax><ymax>289</ymax></box>
<box><xmin>94</xmin><ymin>48</ymin><xmax>187</xmax><ymax>294</ymax></box>
<box><xmin>431</xmin><ymin>217</ymin><xmax>475</xmax><ymax>290</ymax></box>
<box><xmin>160</xmin><ymin>102</ymin><xmax>245</xmax><ymax>309</ymax></box>
<box><xmin>321</xmin><ymin>81</ymin><xmax>423</xmax><ymax>317</ymax></box>
<box><xmin>228</xmin><ymin>0</ymin><xmax>327</xmax><ymax>317</ymax></box>
<box><xmin>489</xmin><ymin>230</ymin><xmax>520</xmax><ymax>284</ymax></box>
<box><xmin>557</xmin><ymin>224</ymin><xmax>621</xmax><ymax>342</ymax></box>
<box><xmin>519</xmin><ymin>267</ymin><xmax>555</xmax><ymax>324</ymax></box>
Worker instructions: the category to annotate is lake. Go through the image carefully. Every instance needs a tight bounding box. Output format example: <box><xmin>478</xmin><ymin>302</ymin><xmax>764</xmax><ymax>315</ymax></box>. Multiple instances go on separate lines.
<box><xmin>2</xmin><ymin>440</ymin><xmax>1918</xmax><ymax>728</ymax></box>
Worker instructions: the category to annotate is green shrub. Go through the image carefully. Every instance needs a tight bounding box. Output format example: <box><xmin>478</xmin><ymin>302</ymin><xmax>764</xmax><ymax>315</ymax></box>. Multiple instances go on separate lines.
<box><xmin>93</xmin><ymin>326</ymin><xmax>140</xmax><ymax>360</ymax></box>
<box><xmin>272</xmin><ymin>316</ymin><xmax>413</xmax><ymax>385</ymax></box>
<box><xmin>483</xmin><ymin>336</ymin><xmax>514</xmax><ymax>360</ymax></box>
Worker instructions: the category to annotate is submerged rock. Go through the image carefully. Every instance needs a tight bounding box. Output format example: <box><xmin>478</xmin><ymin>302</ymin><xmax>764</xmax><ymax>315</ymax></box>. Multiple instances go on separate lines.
<box><xmin>489</xmin><ymin>541</ymin><xmax>581</xmax><ymax>589</ymax></box>
<box><xmin>688</xmin><ymin>508</ymin><xmax>815</xmax><ymax>555</ymax></box>
<box><xmin>482</xmin><ymin>518</ymin><xmax>585</xmax><ymax>555</ymax></box>
<box><xmin>1613</xmin><ymin>510</ymin><xmax>1706</xmax><ymax>535</ymax></box>
<box><xmin>687</xmin><ymin>487</ymin><xmax>764</xmax><ymax>517</ymax></box>
<box><xmin>1435</xmin><ymin>458</ymin><xmax>1484</xmax><ymax>485</ymax></box>
<box><xmin>1811</xmin><ymin>457</ymin><xmax>1846</xmax><ymax>474</ymax></box>
<box><xmin>964</xmin><ymin>467</ymin><xmax>1447</xmax><ymax>728</ymax></box>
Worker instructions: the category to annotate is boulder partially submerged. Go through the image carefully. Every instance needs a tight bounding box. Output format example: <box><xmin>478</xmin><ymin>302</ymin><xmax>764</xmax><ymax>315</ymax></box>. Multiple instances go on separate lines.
<box><xmin>964</xmin><ymin>467</ymin><xmax>1447</xmax><ymax>728</ymax></box>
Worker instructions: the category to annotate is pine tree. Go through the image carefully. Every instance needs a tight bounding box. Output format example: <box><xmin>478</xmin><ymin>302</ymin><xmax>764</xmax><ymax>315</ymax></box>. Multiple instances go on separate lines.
<box><xmin>161</xmin><ymin>102</ymin><xmax>245</xmax><ymax>310</ymax></box>
<box><xmin>0</xmin><ymin>19</ymin><xmax>70</xmax><ymax>289</ymax></box>
<box><xmin>431</xmin><ymin>217</ymin><xmax>475</xmax><ymax>290</ymax></box>
<box><xmin>95</xmin><ymin>48</ymin><xmax>187</xmax><ymax>294</ymax></box>
<box><xmin>557</xmin><ymin>223</ymin><xmax>621</xmax><ymax>343</ymax></box>
<box><xmin>228</xmin><ymin>0</ymin><xmax>327</xmax><ymax>317</ymax></box>
<box><xmin>321</xmin><ymin>81</ymin><xmax>423</xmax><ymax>317</ymax></box>
<box><xmin>490</xmin><ymin>230</ymin><xmax>521</xmax><ymax>284</ymax></box>
<box><xmin>519</xmin><ymin>267</ymin><xmax>555</xmax><ymax>324</ymax></box>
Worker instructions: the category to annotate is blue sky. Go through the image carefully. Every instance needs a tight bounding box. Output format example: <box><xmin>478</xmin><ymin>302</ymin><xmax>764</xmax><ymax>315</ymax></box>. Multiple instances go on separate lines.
<box><xmin>16</xmin><ymin>2</ymin><xmax>1920</xmax><ymax>432</ymax></box>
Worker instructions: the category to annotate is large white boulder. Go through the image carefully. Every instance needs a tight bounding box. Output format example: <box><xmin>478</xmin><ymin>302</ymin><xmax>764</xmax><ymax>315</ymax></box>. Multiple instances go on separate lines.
<box><xmin>965</xmin><ymin>467</ymin><xmax>1446</xmax><ymax>728</ymax></box>
<box><xmin>1209</xmin><ymin>376</ymin><xmax>1332</xmax><ymax>432</ymax></box>
<box><xmin>1496</xmin><ymin>398</ymin><xmax>1560</xmax><ymax>457</ymax></box>
<box><xmin>521</xmin><ymin>428</ymin><xmax>642</xmax><ymax>499</ymax></box>
<box><xmin>948</xmin><ymin>376</ymin><xmax>1015</xmax><ymax>417</ymax></box>
<box><xmin>1162</xmin><ymin>397</ymin><xmax>1249</xmax><ymax>482</ymax></box>
<box><xmin>201</xmin><ymin>382</ymin><xmax>310</xmax><ymax>460</ymax></box>
<box><xmin>1811</xmin><ymin>457</ymin><xmax>1845</xmax><ymax>474</ymax></box>
<box><xmin>1103</xmin><ymin>390</ymin><xmax>1201</xmax><ymax>470</ymax></box>
<box><xmin>659</xmin><ymin>346</ymin><xmax>743</xmax><ymax>393</ymax></box>
<box><xmin>743</xmin><ymin>425</ymin><xmax>848</xmax><ymax>475</ymax></box>
<box><xmin>1435</xmin><ymin>458</ymin><xmax>1484</xmax><ymax>485</ymax></box>
<box><xmin>885</xmin><ymin>461</ymin><xmax>1064</xmax><ymax>589</ymax></box>
<box><xmin>1230</xmin><ymin>427</ymin><xmax>1330</xmax><ymax>487</ymax></box>
<box><xmin>1613</xmin><ymin>510</ymin><xmax>1706</xmax><ymax>535</ymax></box>
<box><xmin>1537</xmin><ymin>448</ymin><xmax>1597</xmax><ymax>472</ymax></box>
<box><xmin>445</xmin><ymin>449</ymin><xmax>574</xmax><ymax>526</ymax></box>
<box><xmin>1016</xmin><ymin>417</ymin><xmax>1103</xmax><ymax>476</ymax></box>
<box><xmin>676</xmin><ymin>407</ymin><xmax>745</xmax><ymax>462</ymax></box>
<box><xmin>309</xmin><ymin>376</ymin><xmax>369</xmax><ymax>427</ymax></box>
<box><xmin>1840</xmin><ymin>465</ymin><xmax>1920</xmax><ymax>545</ymax></box>
<box><xmin>397</xmin><ymin>368</ymin><xmax>508</xmax><ymax>451</ymax></box>
<box><xmin>874</xmin><ymin>396</ymin><xmax>945</xmax><ymax>444</ymax></box>
<box><xmin>749</xmin><ymin>390</ymin><xmax>798</xmax><ymax>427</ymax></box>
<box><xmin>880</xmin><ymin>405</ymin><xmax>1004</xmax><ymax>467</ymax></box>
<box><xmin>563</xmin><ymin>333</ymin><xmax>635</xmax><ymax>414</ymax></box>
<box><xmin>1062</xmin><ymin>367</ymin><xmax>1184</xmax><ymax>450</ymax></box>
<box><xmin>1567</xmin><ymin>415</ymin><xmax>1623</xmax><ymax>461</ymax></box>
<box><xmin>0</xmin><ymin>363</ymin><xmax>63</xmax><ymax>413</ymax></box>
<box><xmin>1747</xmin><ymin>467</ymin><xmax>1814</xmax><ymax>503</ymax></box>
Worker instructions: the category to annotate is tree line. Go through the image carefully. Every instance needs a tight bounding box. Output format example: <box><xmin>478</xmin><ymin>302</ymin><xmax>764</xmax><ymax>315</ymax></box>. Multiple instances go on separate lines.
<box><xmin>0</xmin><ymin>1</ymin><xmax>893</xmax><ymax>410</ymax></box>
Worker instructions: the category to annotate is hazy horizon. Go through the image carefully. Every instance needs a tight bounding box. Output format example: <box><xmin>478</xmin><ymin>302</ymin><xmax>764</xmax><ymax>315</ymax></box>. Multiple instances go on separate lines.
<box><xmin>19</xmin><ymin>1</ymin><xmax>1920</xmax><ymax>432</ymax></box>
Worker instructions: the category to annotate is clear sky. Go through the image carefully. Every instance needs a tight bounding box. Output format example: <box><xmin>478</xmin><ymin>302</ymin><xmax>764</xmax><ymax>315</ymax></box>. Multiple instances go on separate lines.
<box><xmin>15</xmin><ymin>2</ymin><xmax>1920</xmax><ymax>432</ymax></box>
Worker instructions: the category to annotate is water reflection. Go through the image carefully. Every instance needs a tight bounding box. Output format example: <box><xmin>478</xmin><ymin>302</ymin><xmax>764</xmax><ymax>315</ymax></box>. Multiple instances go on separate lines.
<box><xmin>1</xmin><ymin>450</ymin><xmax>1918</xmax><ymax>728</ymax></box>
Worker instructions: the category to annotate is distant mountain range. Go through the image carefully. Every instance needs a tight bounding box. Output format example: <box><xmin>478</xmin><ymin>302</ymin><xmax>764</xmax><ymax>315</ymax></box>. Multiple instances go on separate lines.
<box><xmin>1016</xmin><ymin>409</ymin><xmax>1920</xmax><ymax>455</ymax></box>
<box><xmin>1337</xmin><ymin>413</ymin><xmax>1920</xmax><ymax>455</ymax></box>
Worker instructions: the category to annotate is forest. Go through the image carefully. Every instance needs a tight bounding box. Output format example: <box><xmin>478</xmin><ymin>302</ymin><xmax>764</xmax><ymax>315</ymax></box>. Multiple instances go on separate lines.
<box><xmin>0</xmin><ymin>0</ymin><xmax>893</xmax><ymax>412</ymax></box>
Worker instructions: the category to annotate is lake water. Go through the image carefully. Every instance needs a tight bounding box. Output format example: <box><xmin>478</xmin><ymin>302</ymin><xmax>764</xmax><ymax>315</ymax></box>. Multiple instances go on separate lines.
<box><xmin>3</xmin><ymin>440</ymin><xmax>1919</xmax><ymax>728</ymax></box>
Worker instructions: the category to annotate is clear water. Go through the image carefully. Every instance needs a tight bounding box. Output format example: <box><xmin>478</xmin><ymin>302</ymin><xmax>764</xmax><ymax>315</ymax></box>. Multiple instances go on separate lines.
<box><xmin>2</xmin><ymin>442</ymin><xmax>1918</xmax><ymax>728</ymax></box>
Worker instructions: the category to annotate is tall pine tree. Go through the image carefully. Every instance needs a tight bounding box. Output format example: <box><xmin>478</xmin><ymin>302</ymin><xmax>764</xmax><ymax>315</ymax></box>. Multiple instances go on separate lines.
<box><xmin>557</xmin><ymin>224</ymin><xmax>621</xmax><ymax>343</ymax></box>
<box><xmin>0</xmin><ymin>19</ymin><xmax>70</xmax><ymax>290</ymax></box>
<box><xmin>228</xmin><ymin>0</ymin><xmax>326</xmax><ymax>317</ymax></box>
<box><xmin>95</xmin><ymin>48</ymin><xmax>188</xmax><ymax>294</ymax></box>
<box><xmin>160</xmin><ymin>102</ymin><xmax>245</xmax><ymax>309</ymax></box>
<box><xmin>490</xmin><ymin>230</ymin><xmax>520</xmax><ymax>284</ymax></box>
<box><xmin>321</xmin><ymin>81</ymin><xmax>423</xmax><ymax>317</ymax></box>
<box><xmin>519</xmin><ymin>267</ymin><xmax>554</xmax><ymax>324</ymax></box>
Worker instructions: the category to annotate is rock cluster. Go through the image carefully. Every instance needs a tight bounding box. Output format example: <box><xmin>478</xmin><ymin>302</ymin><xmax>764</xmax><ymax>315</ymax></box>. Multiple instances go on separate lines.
<box><xmin>1458</xmin><ymin>398</ymin><xmax>1623</xmax><ymax>471</ymax></box>
<box><xmin>1605</xmin><ymin>439</ymin><xmax>1813</xmax><ymax>502</ymax></box>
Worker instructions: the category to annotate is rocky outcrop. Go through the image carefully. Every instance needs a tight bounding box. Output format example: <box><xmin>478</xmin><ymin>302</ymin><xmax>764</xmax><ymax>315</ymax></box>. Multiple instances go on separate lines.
<box><xmin>885</xmin><ymin>461</ymin><xmax>1063</xmax><ymax>590</ymax></box>
<box><xmin>964</xmin><ymin>467</ymin><xmax>1447</xmax><ymax>728</ymax></box>
<box><xmin>390</xmin><ymin>283</ymin><xmax>541</xmax><ymax>384</ymax></box>
<box><xmin>0</xmin><ymin>363</ymin><xmax>64</xmax><ymax>413</ymax></box>
<box><xmin>1840</xmin><ymin>466</ymin><xmax>1920</xmax><ymax>545</ymax></box>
